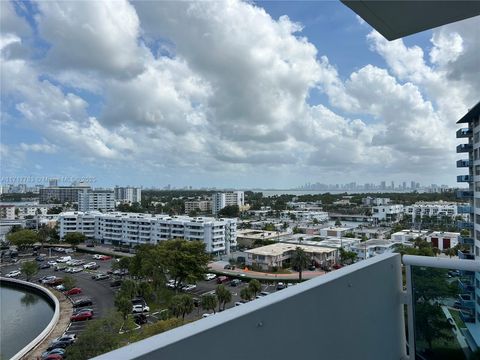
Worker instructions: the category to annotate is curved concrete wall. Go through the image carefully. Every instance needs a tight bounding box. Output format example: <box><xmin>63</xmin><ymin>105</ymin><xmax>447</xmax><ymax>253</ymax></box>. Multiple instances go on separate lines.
<box><xmin>0</xmin><ymin>277</ymin><xmax>60</xmax><ymax>360</ymax></box>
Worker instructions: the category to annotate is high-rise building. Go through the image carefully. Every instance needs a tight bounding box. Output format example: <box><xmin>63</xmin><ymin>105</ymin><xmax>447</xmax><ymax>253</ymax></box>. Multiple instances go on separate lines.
<box><xmin>78</xmin><ymin>189</ymin><xmax>115</xmax><ymax>212</ymax></box>
<box><xmin>49</xmin><ymin>178</ymin><xmax>58</xmax><ymax>187</ymax></box>
<box><xmin>114</xmin><ymin>186</ymin><xmax>142</xmax><ymax>203</ymax></box>
<box><xmin>212</xmin><ymin>191</ymin><xmax>244</xmax><ymax>214</ymax></box>
<box><xmin>455</xmin><ymin>101</ymin><xmax>480</xmax><ymax>347</ymax></box>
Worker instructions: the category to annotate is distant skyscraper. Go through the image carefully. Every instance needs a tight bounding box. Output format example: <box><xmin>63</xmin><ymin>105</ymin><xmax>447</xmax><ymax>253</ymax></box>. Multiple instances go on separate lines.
<box><xmin>380</xmin><ymin>181</ymin><xmax>386</xmax><ymax>190</ymax></box>
<box><xmin>49</xmin><ymin>178</ymin><xmax>58</xmax><ymax>187</ymax></box>
<box><xmin>410</xmin><ymin>181</ymin><xmax>415</xmax><ymax>190</ymax></box>
<box><xmin>391</xmin><ymin>181</ymin><xmax>394</xmax><ymax>190</ymax></box>
<box><xmin>402</xmin><ymin>182</ymin><xmax>406</xmax><ymax>190</ymax></box>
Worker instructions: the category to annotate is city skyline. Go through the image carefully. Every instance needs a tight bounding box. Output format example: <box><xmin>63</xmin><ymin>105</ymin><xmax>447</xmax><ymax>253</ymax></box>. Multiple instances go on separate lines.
<box><xmin>1</xmin><ymin>1</ymin><xmax>479</xmax><ymax>188</ymax></box>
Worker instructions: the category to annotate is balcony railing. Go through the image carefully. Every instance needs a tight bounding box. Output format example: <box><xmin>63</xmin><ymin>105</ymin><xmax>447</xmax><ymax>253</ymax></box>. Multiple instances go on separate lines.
<box><xmin>456</xmin><ymin>128</ymin><xmax>472</xmax><ymax>138</ymax></box>
<box><xmin>457</xmin><ymin>190</ymin><xmax>473</xmax><ymax>199</ymax></box>
<box><xmin>457</xmin><ymin>144</ymin><xmax>473</xmax><ymax>153</ymax></box>
<box><xmin>457</xmin><ymin>175</ymin><xmax>473</xmax><ymax>183</ymax></box>
<box><xmin>458</xmin><ymin>250</ymin><xmax>475</xmax><ymax>260</ymax></box>
<box><xmin>458</xmin><ymin>278</ymin><xmax>475</xmax><ymax>293</ymax></box>
<box><xmin>457</xmin><ymin>159</ymin><xmax>472</xmax><ymax>168</ymax></box>
<box><xmin>457</xmin><ymin>205</ymin><xmax>473</xmax><ymax>214</ymax></box>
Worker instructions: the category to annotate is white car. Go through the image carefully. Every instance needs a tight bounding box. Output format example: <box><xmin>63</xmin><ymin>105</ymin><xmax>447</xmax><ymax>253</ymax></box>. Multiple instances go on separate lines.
<box><xmin>202</xmin><ymin>313</ymin><xmax>214</xmax><ymax>318</ymax></box>
<box><xmin>57</xmin><ymin>256</ymin><xmax>72</xmax><ymax>263</ymax></box>
<box><xmin>132</xmin><ymin>304</ymin><xmax>150</xmax><ymax>313</ymax></box>
<box><xmin>92</xmin><ymin>254</ymin><xmax>103</xmax><ymax>260</ymax></box>
<box><xmin>83</xmin><ymin>262</ymin><xmax>98</xmax><ymax>269</ymax></box>
<box><xmin>70</xmin><ymin>267</ymin><xmax>83</xmax><ymax>273</ymax></box>
<box><xmin>48</xmin><ymin>260</ymin><xmax>58</xmax><ymax>266</ymax></box>
<box><xmin>204</xmin><ymin>273</ymin><xmax>216</xmax><ymax>281</ymax></box>
<box><xmin>55</xmin><ymin>284</ymin><xmax>66</xmax><ymax>291</ymax></box>
<box><xmin>5</xmin><ymin>270</ymin><xmax>21</xmax><ymax>278</ymax></box>
<box><xmin>41</xmin><ymin>276</ymin><xmax>57</xmax><ymax>284</ymax></box>
<box><xmin>182</xmin><ymin>284</ymin><xmax>197</xmax><ymax>292</ymax></box>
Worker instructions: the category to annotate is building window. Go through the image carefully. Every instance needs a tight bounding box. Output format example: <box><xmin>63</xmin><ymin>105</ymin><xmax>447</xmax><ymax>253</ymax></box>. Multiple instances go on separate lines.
<box><xmin>475</xmin><ymin>148</ymin><xmax>479</xmax><ymax>160</ymax></box>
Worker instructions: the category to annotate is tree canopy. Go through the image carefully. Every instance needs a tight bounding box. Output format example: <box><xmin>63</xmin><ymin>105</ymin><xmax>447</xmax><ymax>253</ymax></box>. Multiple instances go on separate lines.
<box><xmin>63</xmin><ymin>232</ymin><xmax>86</xmax><ymax>247</ymax></box>
<box><xmin>7</xmin><ymin>229</ymin><xmax>37</xmax><ymax>249</ymax></box>
<box><xmin>291</xmin><ymin>247</ymin><xmax>310</xmax><ymax>281</ymax></box>
<box><xmin>218</xmin><ymin>205</ymin><xmax>240</xmax><ymax>218</ymax></box>
<box><xmin>21</xmin><ymin>261</ymin><xmax>38</xmax><ymax>281</ymax></box>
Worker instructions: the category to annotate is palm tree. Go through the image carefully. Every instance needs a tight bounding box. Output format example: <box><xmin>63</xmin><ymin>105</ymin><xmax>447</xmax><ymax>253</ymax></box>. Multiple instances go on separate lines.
<box><xmin>215</xmin><ymin>285</ymin><xmax>232</xmax><ymax>311</ymax></box>
<box><xmin>201</xmin><ymin>294</ymin><xmax>218</xmax><ymax>314</ymax></box>
<box><xmin>291</xmin><ymin>247</ymin><xmax>309</xmax><ymax>282</ymax></box>
<box><xmin>247</xmin><ymin>279</ymin><xmax>261</xmax><ymax>298</ymax></box>
<box><xmin>240</xmin><ymin>287</ymin><xmax>252</xmax><ymax>301</ymax></box>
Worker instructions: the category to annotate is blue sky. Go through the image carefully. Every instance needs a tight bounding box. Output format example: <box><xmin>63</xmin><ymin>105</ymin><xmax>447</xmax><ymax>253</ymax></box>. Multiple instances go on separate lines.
<box><xmin>1</xmin><ymin>1</ymin><xmax>478</xmax><ymax>189</ymax></box>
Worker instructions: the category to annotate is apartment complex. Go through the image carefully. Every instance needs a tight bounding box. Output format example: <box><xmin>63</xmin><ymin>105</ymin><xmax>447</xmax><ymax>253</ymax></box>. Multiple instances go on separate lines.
<box><xmin>185</xmin><ymin>200</ymin><xmax>212</xmax><ymax>213</ymax></box>
<box><xmin>351</xmin><ymin>240</ymin><xmax>404</xmax><ymax>261</ymax></box>
<box><xmin>114</xmin><ymin>186</ymin><xmax>142</xmax><ymax>203</ymax></box>
<box><xmin>0</xmin><ymin>205</ymin><xmax>15</xmax><ymax>220</ymax></box>
<box><xmin>212</xmin><ymin>191</ymin><xmax>244</xmax><ymax>214</ymax></box>
<box><xmin>405</xmin><ymin>201</ymin><xmax>460</xmax><ymax>221</ymax></box>
<box><xmin>39</xmin><ymin>185</ymin><xmax>91</xmax><ymax>204</ymax></box>
<box><xmin>425</xmin><ymin>231</ymin><xmax>460</xmax><ymax>251</ymax></box>
<box><xmin>78</xmin><ymin>189</ymin><xmax>115</xmax><ymax>212</ymax></box>
<box><xmin>280</xmin><ymin>210</ymin><xmax>328</xmax><ymax>222</ymax></box>
<box><xmin>456</xmin><ymin>101</ymin><xmax>480</xmax><ymax>344</ymax></box>
<box><xmin>362</xmin><ymin>197</ymin><xmax>390</xmax><ymax>206</ymax></box>
<box><xmin>59</xmin><ymin>211</ymin><xmax>237</xmax><ymax>254</ymax></box>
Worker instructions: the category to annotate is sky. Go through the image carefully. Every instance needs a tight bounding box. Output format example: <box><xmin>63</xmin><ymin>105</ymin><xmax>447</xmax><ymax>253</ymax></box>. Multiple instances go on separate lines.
<box><xmin>1</xmin><ymin>0</ymin><xmax>479</xmax><ymax>189</ymax></box>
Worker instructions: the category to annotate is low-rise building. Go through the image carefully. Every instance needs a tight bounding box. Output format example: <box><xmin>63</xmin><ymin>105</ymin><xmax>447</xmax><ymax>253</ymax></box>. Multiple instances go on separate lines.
<box><xmin>280</xmin><ymin>210</ymin><xmax>328</xmax><ymax>222</ymax></box>
<box><xmin>236</xmin><ymin>229</ymin><xmax>287</xmax><ymax>248</ymax></box>
<box><xmin>405</xmin><ymin>201</ymin><xmax>460</xmax><ymax>221</ymax></box>
<box><xmin>425</xmin><ymin>231</ymin><xmax>460</xmax><ymax>251</ymax></box>
<box><xmin>319</xmin><ymin>226</ymin><xmax>353</xmax><ymax>238</ymax></box>
<box><xmin>353</xmin><ymin>227</ymin><xmax>390</xmax><ymax>240</ymax></box>
<box><xmin>351</xmin><ymin>240</ymin><xmax>405</xmax><ymax>261</ymax></box>
<box><xmin>362</xmin><ymin>197</ymin><xmax>391</xmax><ymax>206</ymax></box>
<box><xmin>245</xmin><ymin>243</ymin><xmax>337</xmax><ymax>271</ymax></box>
<box><xmin>185</xmin><ymin>200</ymin><xmax>212</xmax><ymax>213</ymax></box>
<box><xmin>372</xmin><ymin>205</ymin><xmax>404</xmax><ymax>223</ymax></box>
<box><xmin>390</xmin><ymin>229</ymin><xmax>429</xmax><ymax>243</ymax></box>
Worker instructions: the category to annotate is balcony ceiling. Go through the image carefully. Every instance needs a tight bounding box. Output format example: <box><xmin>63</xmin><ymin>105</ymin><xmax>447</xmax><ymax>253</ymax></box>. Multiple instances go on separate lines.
<box><xmin>342</xmin><ymin>1</ymin><xmax>480</xmax><ymax>40</ymax></box>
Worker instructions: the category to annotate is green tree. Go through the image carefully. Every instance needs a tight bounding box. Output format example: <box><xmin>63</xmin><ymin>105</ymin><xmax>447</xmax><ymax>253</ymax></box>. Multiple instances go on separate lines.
<box><xmin>63</xmin><ymin>275</ymin><xmax>76</xmax><ymax>290</ymax></box>
<box><xmin>247</xmin><ymin>279</ymin><xmax>261</xmax><ymax>298</ymax></box>
<box><xmin>119</xmin><ymin>279</ymin><xmax>137</xmax><ymax>299</ymax></box>
<box><xmin>339</xmin><ymin>248</ymin><xmax>357</xmax><ymax>265</ymax></box>
<box><xmin>291</xmin><ymin>247</ymin><xmax>310</xmax><ymax>281</ymax></box>
<box><xmin>114</xmin><ymin>293</ymin><xmax>132</xmax><ymax>320</ymax></box>
<box><xmin>137</xmin><ymin>281</ymin><xmax>153</xmax><ymax>302</ymax></box>
<box><xmin>201</xmin><ymin>294</ymin><xmax>218</xmax><ymax>314</ymax></box>
<box><xmin>444</xmin><ymin>247</ymin><xmax>457</xmax><ymax>258</ymax></box>
<box><xmin>334</xmin><ymin>219</ymin><xmax>342</xmax><ymax>226</ymax></box>
<box><xmin>170</xmin><ymin>294</ymin><xmax>194</xmax><ymax>320</ymax></box>
<box><xmin>218</xmin><ymin>205</ymin><xmax>240</xmax><ymax>218</ymax></box>
<box><xmin>215</xmin><ymin>285</ymin><xmax>232</xmax><ymax>311</ymax></box>
<box><xmin>21</xmin><ymin>261</ymin><xmax>38</xmax><ymax>281</ymax></box>
<box><xmin>63</xmin><ymin>232</ymin><xmax>86</xmax><ymax>248</ymax></box>
<box><xmin>65</xmin><ymin>311</ymin><xmax>123</xmax><ymax>360</ymax></box>
<box><xmin>159</xmin><ymin>239</ymin><xmax>209</xmax><ymax>291</ymax></box>
<box><xmin>37</xmin><ymin>226</ymin><xmax>50</xmax><ymax>248</ymax></box>
<box><xmin>7</xmin><ymin>229</ymin><xmax>37</xmax><ymax>249</ymax></box>
<box><xmin>240</xmin><ymin>287</ymin><xmax>252</xmax><ymax>301</ymax></box>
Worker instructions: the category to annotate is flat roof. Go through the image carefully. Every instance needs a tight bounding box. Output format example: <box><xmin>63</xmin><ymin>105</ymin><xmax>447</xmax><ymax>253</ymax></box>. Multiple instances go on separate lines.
<box><xmin>245</xmin><ymin>243</ymin><xmax>336</xmax><ymax>257</ymax></box>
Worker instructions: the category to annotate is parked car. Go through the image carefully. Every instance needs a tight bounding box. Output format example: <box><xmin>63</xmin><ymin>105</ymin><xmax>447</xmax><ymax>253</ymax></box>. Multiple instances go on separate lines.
<box><xmin>57</xmin><ymin>256</ymin><xmax>72</xmax><ymax>263</ymax></box>
<box><xmin>42</xmin><ymin>354</ymin><xmax>64</xmax><ymax>360</ymax></box>
<box><xmin>40</xmin><ymin>276</ymin><xmax>56</xmax><ymax>283</ymax></box>
<box><xmin>276</xmin><ymin>282</ymin><xmax>286</xmax><ymax>290</ymax></box>
<box><xmin>204</xmin><ymin>273</ymin><xmax>217</xmax><ymax>281</ymax></box>
<box><xmin>71</xmin><ymin>310</ymin><xmax>93</xmax><ymax>321</ymax></box>
<box><xmin>182</xmin><ymin>284</ymin><xmax>197</xmax><ymax>291</ymax></box>
<box><xmin>48</xmin><ymin>260</ymin><xmax>58</xmax><ymax>266</ymax></box>
<box><xmin>70</xmin><ymin>267</ymin><xmax>83</xmax><ymax>273</ymax></box>
<box><xmin>133</xmin><ymin>313</ymin><xmax>148</xmax><ymax>325</ymax></box>
<box><xmin>230</xmin><ymin>279</ymin><xmax>242</xmax><ymax>287</ymax></box>
<box><xmin>47</xmin><ymin>335</ymin><xmax>75</xmax><ymax>351</ymax></box>
<box><xmin>73</xmin><ymin>307</ymin><xmax>93</xmax><ymax>315</ymax></box>
<box><xmin>36</xmin><ymin>256</ymin><xmax>45</xmax><ymax>262</ymax></box>
<box><xmin>332</xmin><ymin>264</ymin><xmax>343</xmax><ymax>270</ymax></box>
<box><xmin>202</xmin><ymin>313</ymin><xmax>214</xmax><ymax>318</ymax></box>
<box><xmin>65</xmin><ymin>287</ymin><xmax>82</xmax><ymax>296</ymax></box>
<box><xmin>216</xmin><ymin>276</ymin><xmax>229</xmax><ymax>284</ymax></box>
<box><xmin>92</xmin><ymin>254</ymin><xmax>103</xmax><ymax>260</ymax></box>
<box><xmin>99</xmin><ymin>255</ymin><xmax>112</xmax><ymax>261</ymax></box>
<box><xmin>110</xmin><ymin>279</ymin><xmax>123</xmax><ymax>287</ymax></box>
<box><xmin>40</xmin><ymin>348</ymin><xmax>66</xmax><ymax>360</ymax></box>
<box><xmin>40</xmin><ymin>263</ymin><xmax>51</xmax><ymax>269</ymax></box>
<box><xmin>55</xmin><ymin>284</ymin><xmax>66</xmax><ymax>291</ymax></box>
<box><xmin>83</xmin><ymin>262</ymin><xmax>98</xmax><ymax>270</ymax></box>
<box><xmin>92</xmin><ymin>273</ymin><xmax>110</xmax><ymax>281</ymax></box>
<box><xmin>132</xmin><ymin>304</ymin><xmax>150</xmax><ymax>313</ymax></box>
<box><xmin>5</xmin><ymin>270</ymin><xmax>21</xmax><ymax>278</ymax></box>
<box><xmin>72</xmin><ymin>298</ymin><xmax>93</xmax><ymax>308</ymax></box>
<box><xmin>48</xmin><ymin>278</ymin><xmax>64</xmax><ymax>286</ymax></box>
<box><xmin>224</xmin><ymin>264</ymin><xmax>235</xmax><ymax>270</ymax></box>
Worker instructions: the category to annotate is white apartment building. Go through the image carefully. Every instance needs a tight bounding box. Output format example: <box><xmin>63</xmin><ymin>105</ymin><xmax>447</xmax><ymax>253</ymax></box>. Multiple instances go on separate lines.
<box><xmin>352</xmin><ymin>240</ymin><xmax>405</xmax><ymax>261</ymax></box>
<box><xmin>212</xmin><ymin>191</ymin><xmax>244</xmax><ymax>214</ymax></box>
<box><xmin>319</xmin><ymin>226</ymin><xmax>353</xmax><ymax>238</ymax></box>
<box><xmin>16</xmin><ymin>204</ymin><xmax>49</xmax><ymax>219</ymax></box>
<box><xmin>59</xmin><ymin>211</ymin><xmax>237</xmax><ymax>254</ymax></box>
<box><xmin>362</xmin><ymin>197</ymin><xmax>391</xmax><ymax>206</ymax></box>
<box><xmin>0</xmin><ymin>205</ymin><xmax>15</xmax><ymax>220</ymax></box>
<box><xmin>78</xmin><ymin>189</ymin><xmax>115</xmax><ymax>212</ymax></box>
<box><xmin>280</xmin><ymin>210</ymin><xmax>329</xmax><ymax>222</ymax></box>
<box><xmin>390</xmin><ymin>230</ymin><xmax>429</xmax><ymax>243</ymax></box>
<box><xmin>114</xmin><ymin>186</ymin><xmax>142</xmax><ymax>203</ymax></box>
<box><xmin>405</xmin><ymin>201</ymin><xmax>459</xmax><ymax>221</ymax></box>
<box><xmin>185</xmin><ymin>200</ymin><xmax>212</xmax><ymax>213</ymax></box>
<box><xmin>372</xmin><ymin>205</ymin><xmax>404</xmax><ymax>223</ymax></box>
<box><xmin>425</xmin><ymin>231</ymin><xmax>460</xmax><ymax>251</ymax></box>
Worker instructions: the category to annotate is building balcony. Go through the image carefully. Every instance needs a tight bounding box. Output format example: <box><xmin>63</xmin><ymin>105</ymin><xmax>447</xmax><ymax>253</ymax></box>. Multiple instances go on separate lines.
<box><xmin>456</xmin><ymin>128</ymin><xmax>472</xmax><ymax>138</ymax></box>
<box><xmin>457</xmin><ymin>205</ymin><xmax>473</xmax><ymax>214</ymax></box>
<box><xmin>456</xmin><ymin>221</ymin><xmax>473</xmax><ymax>230</ymax></box>
<box><xmin>458</xmin><ymin>250</ymin><xmax>475</xmax><ymax>260</ymax></box>
<box><xmin>458</xmin><ymin>278</ymin><xmax>475</xmax><ymax>293</ymax></box>
<box><xmin>459</xmin><ymin>236</ymin><xmax>474</xmax><ymax>245</ymax></box>
<box><xmin>457</xmin><ymin>175</ymin><xmax>473</xmax><ymax>183</ymax></box>
<box><xmin>457</xmin><ymin>190</ymin><xmax>473</xmax><ymax>199</ymax></box>
<box><xmin>457</xmin><ymin>143</ymin><xmax>473</xmax><ymax>153</ymax></box>
<box><xmin>457</xmin><ymin>159</ymin><xmax>472</xmax><ymax>167</ymax></box>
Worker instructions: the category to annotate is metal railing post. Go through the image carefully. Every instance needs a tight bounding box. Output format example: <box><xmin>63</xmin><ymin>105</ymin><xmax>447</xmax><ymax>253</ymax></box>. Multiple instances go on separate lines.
<box><xmin>405</xmin><ymin>264</ymin><xmax>415</xmax><ymax>359</ymax></box>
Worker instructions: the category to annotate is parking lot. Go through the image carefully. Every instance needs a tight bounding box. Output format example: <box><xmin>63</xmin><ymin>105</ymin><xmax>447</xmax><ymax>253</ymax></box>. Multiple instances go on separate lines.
<box><xmin>1</xmin><ymin>249</ymin><xmax>288</xmax><ymax>334</ymax></box>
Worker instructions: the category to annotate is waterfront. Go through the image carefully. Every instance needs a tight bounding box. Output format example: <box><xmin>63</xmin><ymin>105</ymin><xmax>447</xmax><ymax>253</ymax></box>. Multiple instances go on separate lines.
<box><xmin>0</xmin><ymin>285</ymin><xmax>54</xmax><ymax>359</ymax></box>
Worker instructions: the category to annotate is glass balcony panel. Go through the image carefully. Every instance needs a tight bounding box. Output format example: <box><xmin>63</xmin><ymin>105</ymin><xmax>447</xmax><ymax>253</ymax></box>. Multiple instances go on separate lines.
<box><xmin>457</xmin><ymin>128</ymin><xmax>472</xmax><ymax>138</ymax></box>
<box><xmin>457</xmin><ymin>144</ymin><xmax>473</xmax><ymax>153</ymax></box>
<box><xmin>457</xmin><ymin>159</ymin><xmax>472</xmax><ymax>168</ymax></box>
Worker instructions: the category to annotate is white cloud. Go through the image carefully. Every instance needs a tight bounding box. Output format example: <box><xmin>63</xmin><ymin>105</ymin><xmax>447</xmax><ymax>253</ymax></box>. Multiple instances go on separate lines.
<box><xmin>19</xmin><ymin>142</ymin><xmax>58</xmax><ymax>154</ymax></box>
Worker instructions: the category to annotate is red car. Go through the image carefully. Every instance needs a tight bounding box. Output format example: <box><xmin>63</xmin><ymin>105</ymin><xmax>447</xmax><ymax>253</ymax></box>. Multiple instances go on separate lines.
<box><xmin>70</xmin><ymin>310</ymin><xmax>93</xmax><ymax>321</ymax></box>
<box><xmin>64</xmin><ymin>287</ymin><xmax>82</xmax><ymax>295</ymax></box>
<box><xmin>100</xmin><ymin>255</ymin><xmax>112</xmax><ymax>260</ymax></box>
<box><xmin>43</xmin><ymin>355</ymin><xmax>63</xmax><ymax>360</ymax></box>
